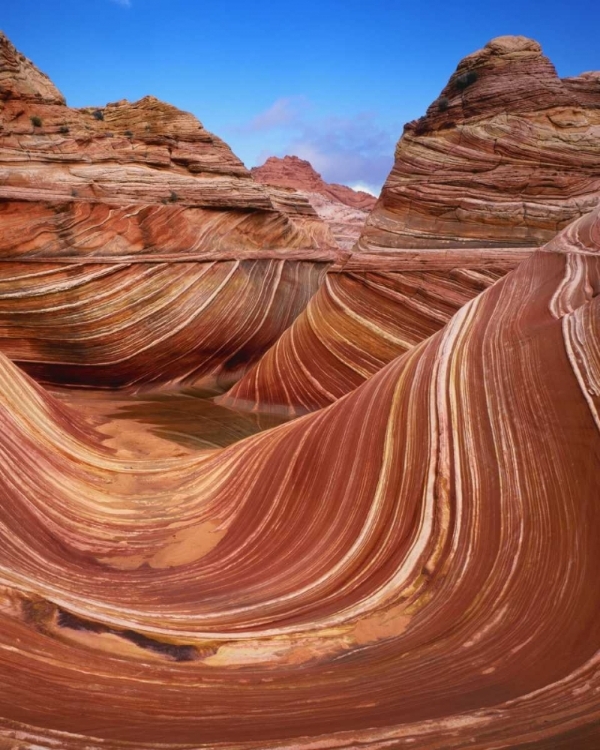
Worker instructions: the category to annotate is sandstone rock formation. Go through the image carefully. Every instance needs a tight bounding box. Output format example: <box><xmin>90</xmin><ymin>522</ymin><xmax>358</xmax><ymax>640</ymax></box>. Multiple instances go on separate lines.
<box><xmin>359</xmin><ymin>35</ymin><xmax>600</xmax><ymax>252</ymax></box>
<box><xmin>0</xmin><ymin>28</ymin><xmax>599</xmax><ymax>748</ymax></box>
<box><xmin>253</xmin><ymin>155</ymin><xmax>377</xmax><ymax>249</ymax></box>
<box><xmin>220</xmin><ymin>260</ymin><xmax>509</xmax><ymax>414</ymax></box>
<box><xmin>223</xmin><ymin>36</ymin><xmax>600</xmax><ymax>415</ymax></box>
<box><xmin>0</xmin><ymin>32</ymin><xmax>338</xmax><ymax>388</ymax></box>
<box><xmin>0</xmin><ymin>259</ymin><xmax>328</xmax><ymax>389</ymax></box>
<box><xmin>0</xmin><ymin>207</ymin><xmax>599</xmax><ymax>748</ymax></box>
<box><xmin>253</xmin><ymin>155</ymin><xmax>377</xmax><ymax>210</ymax></box>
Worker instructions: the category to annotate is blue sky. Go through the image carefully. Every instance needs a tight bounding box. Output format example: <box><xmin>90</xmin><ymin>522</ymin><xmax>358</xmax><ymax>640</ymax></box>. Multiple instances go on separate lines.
<box><xmin>3</xmin><ymin>0</ymin><xmax>598</xmax><ymax>193</ymax></box>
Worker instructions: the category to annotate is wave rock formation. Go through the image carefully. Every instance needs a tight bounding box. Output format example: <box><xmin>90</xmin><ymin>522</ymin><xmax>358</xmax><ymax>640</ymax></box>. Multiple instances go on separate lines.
<box><xmin>0</xmin><ymin>204</ymin><xmax>598</xmax><ymax>748</ymax></box>
<box><xmin>223</xmin><ymin>36</ymin><xmax>600</xmax><ymax>415</ymax></box>
<box><xmin>0</xmin><ymin>30</ymin><xmax>599</xmax><ymax>749</ymax></box>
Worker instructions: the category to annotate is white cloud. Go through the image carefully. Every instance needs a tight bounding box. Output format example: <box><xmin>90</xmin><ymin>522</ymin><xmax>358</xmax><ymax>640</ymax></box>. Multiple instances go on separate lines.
<box><xmin>349</xmin><ymin>182</ymin><xmax>379</xmax><ymax>197</ymax></box>
<box><xmin>110</xmin><ymin>0</ymin><xmax>131</xmax><ymax>7</ymax></box>
<box><xmin>287</xmin><ymin>113</ymin><xmax>394</xmax><ymax>190</ymax></box>
<box><xmin>238</xmin><ymin>96</ymin><xmax>310</xmax><ymax>133</ymax></box>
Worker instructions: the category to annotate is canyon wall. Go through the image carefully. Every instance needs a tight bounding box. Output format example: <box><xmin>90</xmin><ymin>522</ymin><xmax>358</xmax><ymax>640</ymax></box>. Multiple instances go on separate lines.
<box><xmin>0</xmin><ymin>32</ymin><xmax>338</xmax><ymax>388</ymax></box>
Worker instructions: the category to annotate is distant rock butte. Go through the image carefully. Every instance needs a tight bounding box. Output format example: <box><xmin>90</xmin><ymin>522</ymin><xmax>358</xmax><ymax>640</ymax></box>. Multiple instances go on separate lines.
<box><xmin>252</xmin><ymin>156</ymin><xmax>377</xmax><ymax>250</ymax></box>
<box><xmin>1</xmin><ymin>32</ymin><xmax>599</xmax><ymax>397</ymax></box>
<box><xmin>252</xmin><ymin>156</ymin><xmax>377</xmax><ymax>211</ymax></box>
<box><xmin>358</xmin><ymin>35</ymin><xmax>600</xmax><ymax>252</ymax></box>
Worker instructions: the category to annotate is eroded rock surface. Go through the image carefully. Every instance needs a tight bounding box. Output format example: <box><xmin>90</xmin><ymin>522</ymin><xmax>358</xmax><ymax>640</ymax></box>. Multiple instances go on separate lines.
<box><xmin>220</xmin><ymin>259</ymin><xmax>508</xmax><ymax>414</ymax></box>
<box><xmin>359</xmin><ymin>35</ymin><xmax>600</xmax><ymax>251</ymax></box>
<box><xmin>0</xmin><ymin>29</ymin><xmax>599</xmax><ymax>749</ymax></box>
<box><xmin>224</xmin><ymin>36</ymin><xmax>600</xmax><ymax>415</ymax></box>
<box><xmin>0</xmin><ymin>208</ymin><xmax>598</xmax><ymax>748</ymax></box>
<box><xmin>0</xmin><ymin>33</ymin><xmax>337</xmax><ymax>388</ymax></box>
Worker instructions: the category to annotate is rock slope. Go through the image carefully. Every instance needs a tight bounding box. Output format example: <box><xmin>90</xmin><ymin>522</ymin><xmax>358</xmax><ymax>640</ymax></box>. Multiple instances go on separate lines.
<box><xmin>0</xmin><ymin>32</ymin><xmax>338</xmax><ymax>388</ymax></box>
<box><xmin>220</xmin><ymin>259</ymin><xmax>508</xmax><ymax>414</ymax></box>
<box><xmin>359</xmin><ymin>35</ymin><xmax>600</xmax><ymax>251</ymax></box>
<box><xmin>253</xmin><ymin>155</ymin><xmax>376</xmax><ymax>249</ymax></box>
<box><xmin>0</xmin><ymin>208</ymin><xmax>598</xmax><ymax>748</ymax></box>
<box><xmin>223</xmin><ymin>36</ymin><xmax>600</xmax><ymax>414</ymax></box>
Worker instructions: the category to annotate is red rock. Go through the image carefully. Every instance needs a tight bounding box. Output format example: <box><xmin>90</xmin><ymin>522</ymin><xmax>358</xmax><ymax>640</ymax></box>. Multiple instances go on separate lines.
<box><xmin>224</xmin><ymin>36</ymin><xmax>600</xmax><ymax>415</ymax></box>
<box><xmin>359</xmin><ymin>35</ymin><xmax>600</xmax><ymax>251</ymax></box>
<box><xmin>219</xmin><ymin>259</ymin><xmax>508</xmax><ymax>414</ymax></box>
<box><xmin>0</xmin><ymin>207</ymin><xmax>598</xmax><ymax>747</ymax></box>
<box><xmin>0</xmin><ymin>30</ymin><xmax>598</xmax><ymax>750</ymax></box>
<box><xmin>0</xmin><ymin>31</ymin><xmax>65</xmax><ymax>103</ymax></box>
<box><xmin>0</xmin><ymin>33</ymin><xmax>339</xmax><ymax>388</ymax></box>
<box><xmin>253</xmin><ymin>155</ymin><xmax>377</xmax><ymax>211</ymax></box>
<box><xmin>252</xmin><ymin>155</ymin><xmax>377</xmax><ymax>250</ymax></box>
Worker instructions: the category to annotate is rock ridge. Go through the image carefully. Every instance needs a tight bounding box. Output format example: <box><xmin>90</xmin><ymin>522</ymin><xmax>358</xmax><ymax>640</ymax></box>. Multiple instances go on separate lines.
<box><xmin>358</xmin><ymin>34</ymin><xmax>600</xmax><ymax>251</ymax></box>
<box><xmin>253</xmin><ymin>155</ymin><xmax>377</xmax><ymax>210</ymax></box>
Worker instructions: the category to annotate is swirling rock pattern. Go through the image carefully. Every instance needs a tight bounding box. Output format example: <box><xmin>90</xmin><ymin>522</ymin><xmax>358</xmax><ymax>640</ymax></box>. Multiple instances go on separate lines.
<box><xmin>220</xmin><ymin>258</ymin><xmax>508</xmax><ymax>414</ymax></box>
<box><xmin>224</xmin><ymin>36</ymin><xmax>600</xmax><ymax>415</ymax></box>
<box><xmin>359</xmin><ymin>35</ymin><xmax>600</xmax><ymax>252</ymax></box>
<box><xmin>221</xmin><ymin>240</ymin><xmax>537</xmax><ymax>415</ymax></box>
<box><xmin>0</xmin><ymin>258</ymin><xmax>326</xmax><ymax>388</ymax></box>
<box><xmin>0</xmin><ymin>33</ymin><xmax>338</xmax><ymax>387</ymax></box>
<box><xmin>0</xmin><ymin>209</ymin><xmax>598</xmax><ymax>748</ymax></box>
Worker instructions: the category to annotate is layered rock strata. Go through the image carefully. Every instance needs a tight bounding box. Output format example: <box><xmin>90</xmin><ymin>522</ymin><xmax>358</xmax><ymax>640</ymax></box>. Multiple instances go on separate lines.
<box><xmin>0</xmin><ymin>32</ymin><xmax>337</xmax><ymax>387</ymax></box>
<box><xmin>253</xmin><ymin>155</ymin><xmax>377</xmax><ymax>249</ymax></box>
<box><xmin>0</xmin><ymin>208</ymin><xmax>598</xmax><ymax>747</ymax></box>
<box><xmin>220</xmin><ymin>260</ymin><xmax>508</xmax><ymax>414</ymax></box>
<box><xmin>223</xmin><ymin>36</ymin><xmax>600</xmax><ymax>414</ymax></box>
<box><xmin>0</xmin><ymin>258</ymin><xmax>326</xmax><ymax>388</ymax></box>
<box><xmin>359</xmin><ymin>35</ymin><xmax>600</xmax><ymax>251</ymax></box>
